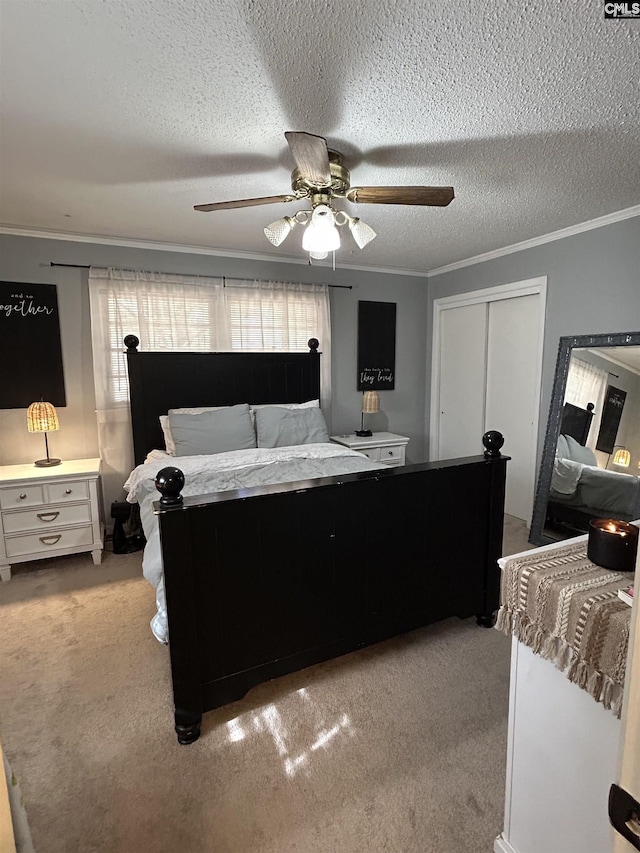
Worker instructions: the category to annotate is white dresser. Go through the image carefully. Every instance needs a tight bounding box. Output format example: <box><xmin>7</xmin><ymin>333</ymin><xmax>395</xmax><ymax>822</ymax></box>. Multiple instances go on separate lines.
<box><xmin>0</xmin><ymin>458</ymin><xmax>103</xmax><ymax>581</ymax></box>
<box><xmin>330</xmin><ymin>432</ymin><xmax>410</xmax><ymax>467</ymax></box>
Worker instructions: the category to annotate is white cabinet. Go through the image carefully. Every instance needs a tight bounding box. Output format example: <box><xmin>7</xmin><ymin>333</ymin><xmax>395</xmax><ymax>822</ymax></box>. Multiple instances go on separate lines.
<box><xmin>330</xmin><ymin>432</ymin><xmax>409</xmax><ymax>467</ymax></box>
<box><xmin>0</xmin><ymin>459</ymin><xmax>103</xmax><ymax>581</ymax></box>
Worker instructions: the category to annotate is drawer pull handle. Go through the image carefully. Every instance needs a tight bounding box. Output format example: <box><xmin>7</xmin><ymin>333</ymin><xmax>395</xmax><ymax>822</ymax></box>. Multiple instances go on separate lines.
<box><xmin>387</xmin><ymin>450</ymin><xmax>393</xmax><ymax>455</ymax></box>
<box><xmin>19</xmin><ymin>493</ymin><xmax>27</xmax><ymax>500</ymax></box>
<box><xmin>65</xmin><ymin>488</ymin><xmax>72</xmax><ymax>495</ymax></box>
<box><xmin>39</xmin><ymin>535</ymin><xmax>62</xmax><ymax>546</ymax></box>
<box><xmin>37</xmin><ymin>512</ymin><xmax>60</xmax><ymax>523</ymax></box>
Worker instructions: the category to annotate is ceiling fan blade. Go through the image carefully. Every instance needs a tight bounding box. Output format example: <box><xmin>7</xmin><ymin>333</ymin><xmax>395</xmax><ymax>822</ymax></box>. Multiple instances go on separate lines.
<box><xmin>345</xmin><ymin>186</ymin><xmax>455</xmax><ymax>206</ymax></box>
<box><xmin>284</xmin><ymin>131</ymin><xmax>331</xmax><ymax>187</ymax></box>
<box><xmin>194</xmin><ymin>194</ymin><xmax>296</xmax><ymax>212</ymax></box>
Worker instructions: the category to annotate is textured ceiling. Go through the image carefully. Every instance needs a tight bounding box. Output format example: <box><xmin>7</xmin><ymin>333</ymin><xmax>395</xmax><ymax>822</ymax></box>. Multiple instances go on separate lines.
<box><xmin>1</xmin><ymin>0</ymin><xmax>639</xmax><ymax>273</ymax></box>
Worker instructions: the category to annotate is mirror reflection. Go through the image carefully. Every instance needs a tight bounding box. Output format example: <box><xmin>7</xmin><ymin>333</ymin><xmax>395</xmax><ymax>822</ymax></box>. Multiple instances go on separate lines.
<box><xmin>545</xmin><ymin>346</ymin><xmax>640</xmax><ymax>540</ymax></box>
<box><xmin>531</xmin><ymin>332</ymin><xmax>640</xmax><ymax>546</ymax></box>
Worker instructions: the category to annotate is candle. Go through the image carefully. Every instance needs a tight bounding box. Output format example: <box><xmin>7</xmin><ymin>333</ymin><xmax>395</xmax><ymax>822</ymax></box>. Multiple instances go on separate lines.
<box><xmin>587</xmin><ymin>518</ymin><xmax>639</xmax><ymax>572</ymax></box>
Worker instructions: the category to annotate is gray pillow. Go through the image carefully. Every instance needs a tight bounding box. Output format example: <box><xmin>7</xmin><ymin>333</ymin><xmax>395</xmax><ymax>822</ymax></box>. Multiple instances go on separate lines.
<box><xmin>565</xmin><ymin>434</ymin><xmax>597</xmax><ymax>466</ymax></box>
<box><xmin>168</xmin><ymin>404</ymin><xmax>256</xmax><ymax>456</ymax></box>
<box><xmin>255</xmin><ymin>406</ymin><xmax>329</xmax><ymax>448</ymax></box>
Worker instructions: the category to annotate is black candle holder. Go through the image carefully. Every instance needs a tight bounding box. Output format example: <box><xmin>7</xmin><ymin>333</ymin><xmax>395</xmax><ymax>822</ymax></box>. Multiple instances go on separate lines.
<box><xmin>587</xmin><ymin>519</ymin><xmax>639</xmax><ymax>573</ymax></box>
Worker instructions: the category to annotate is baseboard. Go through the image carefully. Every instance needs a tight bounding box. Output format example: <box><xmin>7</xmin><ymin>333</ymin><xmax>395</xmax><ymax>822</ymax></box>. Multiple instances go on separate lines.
<box><xmin>494</xmin><ymin>834</ymin><xmax>518</xmax><ymax>853</ymax></box>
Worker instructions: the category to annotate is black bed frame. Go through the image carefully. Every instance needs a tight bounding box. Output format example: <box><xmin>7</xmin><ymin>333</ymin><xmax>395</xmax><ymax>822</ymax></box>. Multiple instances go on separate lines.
<box><xmin>126</xmin><ymin>336</ymin><xmax>508</xmax><ymax>744</ymax></box>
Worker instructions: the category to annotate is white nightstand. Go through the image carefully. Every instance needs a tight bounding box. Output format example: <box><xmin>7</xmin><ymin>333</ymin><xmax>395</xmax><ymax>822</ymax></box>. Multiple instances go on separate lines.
<box><xmin>0</xmin><ymin>458</ymin><xmax>103</xmax><ymax>581</ymax></box>
<box><xmin>330</xmin><ymin>432</ymin><xmax>410</xmax><ymax>467</ymax></box>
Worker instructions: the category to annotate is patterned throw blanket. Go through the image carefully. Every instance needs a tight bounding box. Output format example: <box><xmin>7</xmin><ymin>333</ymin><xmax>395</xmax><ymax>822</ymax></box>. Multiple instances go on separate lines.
<box><xmin>496</xmin><ymin>539</ymin><xmax>632</xmax><ymax>717</ymax></box>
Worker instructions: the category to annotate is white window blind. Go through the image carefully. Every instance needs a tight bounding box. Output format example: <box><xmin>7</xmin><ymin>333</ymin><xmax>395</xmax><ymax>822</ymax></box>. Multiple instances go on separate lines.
<box><xmin>564</xmin><ymin>356</ymin><xmax>607</xmax><ymax>451</ymax></box>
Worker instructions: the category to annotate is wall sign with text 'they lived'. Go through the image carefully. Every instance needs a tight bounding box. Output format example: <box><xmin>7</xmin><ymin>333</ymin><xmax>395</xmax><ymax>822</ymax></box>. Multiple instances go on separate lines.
<box><xmin>357</xmin><ymin>300</ymin><xmax>396</xmax><ymax>391</ymax></box>
<box><xmin>0</xmin><ymin>282</ymin><xmax>66</xmax><ymax>409</ymax></box>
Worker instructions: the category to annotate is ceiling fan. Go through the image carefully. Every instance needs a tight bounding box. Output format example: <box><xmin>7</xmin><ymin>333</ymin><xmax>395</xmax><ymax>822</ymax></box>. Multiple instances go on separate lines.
<box><xmin>194</xmin><ymin>132</ymin><xmax>454</xmax><ymax>260</ymax></box>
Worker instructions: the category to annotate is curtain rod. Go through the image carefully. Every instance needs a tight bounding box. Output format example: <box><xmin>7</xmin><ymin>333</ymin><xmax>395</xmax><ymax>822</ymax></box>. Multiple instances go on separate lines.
<box><xmin>48</xmin><ymin>262</ymin><xmax>352</xmax><ymax>289</ymax></box>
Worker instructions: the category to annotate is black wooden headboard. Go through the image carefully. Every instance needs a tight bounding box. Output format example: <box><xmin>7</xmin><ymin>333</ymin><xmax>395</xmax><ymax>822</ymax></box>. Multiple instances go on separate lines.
<box><xmin>125</xmin><ymin>335</ymin><xmax>321</xmax><ymax>465</ymax></box>
<box><xmin>560</xmin><ymin>401</ymin><xmax>595</xmax><ymax>446</ymax></box>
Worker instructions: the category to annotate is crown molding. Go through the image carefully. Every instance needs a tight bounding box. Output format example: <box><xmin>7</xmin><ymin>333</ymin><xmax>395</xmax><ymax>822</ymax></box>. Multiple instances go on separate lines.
<box><xmin>427</xmin><ymin>205</ymin><xmax>640</xmax><ymax>278</ymax></box>
<box><xmin>2</xmin><ymin>205</ymin><xmax>638</xmax><ymax>280</ymax></box>
<box><xmin>0</xmin><ymin>225</ymin><xmax>430</xmax><ymax>279</ymax></box>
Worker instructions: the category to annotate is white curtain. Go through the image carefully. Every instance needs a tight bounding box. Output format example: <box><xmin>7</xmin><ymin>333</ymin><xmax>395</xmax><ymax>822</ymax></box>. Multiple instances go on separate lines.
<box><xmin>564</xmin><ymin>356</ymin><xmax>608</xmax><ymax>452</ymax></box>
<box><xmin>89</xmin><ymin>268</ymin><xmax>331</xmax><ymax>510</ymax></box>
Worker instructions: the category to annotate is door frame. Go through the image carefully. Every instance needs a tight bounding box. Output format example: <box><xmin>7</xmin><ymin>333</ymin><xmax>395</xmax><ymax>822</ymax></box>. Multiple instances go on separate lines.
<box><xmin>429</xmin><ymin>277</ymin><xmax>547</xmax><ymax>462</ymax></box>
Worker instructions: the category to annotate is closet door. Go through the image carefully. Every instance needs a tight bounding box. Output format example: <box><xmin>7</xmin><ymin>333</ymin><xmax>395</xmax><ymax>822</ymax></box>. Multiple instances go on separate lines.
<box><xmin>438</xmin><ymin>302</ymin><xmax>487</xmax><ymax>460</ymax></box>
<box><xmin>485</xmin><ymin>294</ymin><xmax>541</xmax><ymax>522</ymax></box>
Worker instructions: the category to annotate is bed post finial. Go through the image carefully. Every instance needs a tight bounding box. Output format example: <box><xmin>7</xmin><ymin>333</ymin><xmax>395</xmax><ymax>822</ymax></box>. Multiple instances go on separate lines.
<box><xmin>308</xmin><ymin>338</ymin><xmax>319</xmax><ymax>354</ymax></box>
<box><xmin>156</xmin><ymin>467</ymin><xmax>185</xmax><ymax>506</ymax></box>
<box><xmin>124</xmin><ymin>335</ymin><xmax>140</xmax><ymax>353</ymax></box>
<box><xmin>483</xmin><ymin>430</ymin><xmax>504</xmax><ymax>458</ymax></box>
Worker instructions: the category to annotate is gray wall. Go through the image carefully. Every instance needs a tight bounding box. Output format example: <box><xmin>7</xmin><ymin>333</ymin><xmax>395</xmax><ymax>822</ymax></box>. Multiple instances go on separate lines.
<box><xmin>0</xmin><ymin>235</ymin><xmax>430</xmax><ymax>477</ymax></box>
<box><xmin>427</xmin><ymin>216</ymin><xmax>640</xmax><ymax>472</ymax></box>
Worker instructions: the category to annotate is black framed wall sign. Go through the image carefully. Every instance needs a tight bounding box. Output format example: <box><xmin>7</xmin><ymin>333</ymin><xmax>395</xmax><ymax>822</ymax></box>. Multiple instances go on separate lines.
<box><xmin>357</xmin><ymin>300</ymin><xmax>396</xmax><ymax>391</ymax></box>
<box><xmin>596</xmin><ymin>385</ymin><xmax>626</xmax><ymax>454</ymax></box>
<box><xmin>0</xmin><ymin>282</ymin><xmax>66</xmax><ymax>409</ymax></box>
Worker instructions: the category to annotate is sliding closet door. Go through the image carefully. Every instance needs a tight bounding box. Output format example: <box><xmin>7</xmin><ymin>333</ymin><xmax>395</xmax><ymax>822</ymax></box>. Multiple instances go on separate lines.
<box><xmin>437</xmin><ymin>302</ymin><xmax>487</xmax><ymax>460</ymax></box>
<box><xmin>433</xmin><ymin>280</ymin><xmax>545</xmax><ymax>524</ymax></box>
<box><xmin>485</xmin><ymin>294</ymin><xmax>541</xmax><ymax>522</ymax></box>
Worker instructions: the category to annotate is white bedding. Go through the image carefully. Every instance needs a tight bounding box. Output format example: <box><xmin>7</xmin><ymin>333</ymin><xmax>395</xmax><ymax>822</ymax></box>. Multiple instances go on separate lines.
<box><xmin>124</xmin><ymin>443</ymin><xmax>385</xmax><ymax>642</ymax></box>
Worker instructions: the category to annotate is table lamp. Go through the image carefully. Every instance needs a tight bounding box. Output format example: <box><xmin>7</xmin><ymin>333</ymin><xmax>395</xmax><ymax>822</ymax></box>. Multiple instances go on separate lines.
<box><xmin>355</xmin><ymin>390</ymin><xmax>380</xmax><ymax>437</ymax></box>
<box><xmin>27</xmin><ymin>401</ymin><xmax>61</xmax><ymax>467</ymax></box>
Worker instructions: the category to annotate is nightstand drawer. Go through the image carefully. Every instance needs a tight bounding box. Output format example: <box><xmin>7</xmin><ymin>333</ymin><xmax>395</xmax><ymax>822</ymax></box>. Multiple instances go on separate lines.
<box><xmin>0</xmin><ymin>485</ymin><xmax>45</xmax><ymax>510</ymax></box>
<box><xmin>47</xmin><ymin>480</ymin><xmax>90</xmax><ymax>503</ymax></box>
<box><xmin>5</xmin><ymin>525</ymin><xmax>94</xmax><ymax>558</ymax></box>
<box><xmin>380</xmin><ymin>445</ymin><xmax>404</xmax><ymax>463</ymax></box>
<box><xmin>359</xmin><ymin>448</ymin><xmax>381</xmax><ymax>462</ymax></box>
<box><xmin>2</xmin><ymin>502</ymin><xmax>92</xmax><ymax>535</ymax></box>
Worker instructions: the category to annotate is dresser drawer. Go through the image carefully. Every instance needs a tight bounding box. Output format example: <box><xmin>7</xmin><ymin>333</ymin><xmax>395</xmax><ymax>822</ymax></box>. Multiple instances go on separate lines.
<box><xmin>47</xmin><ymin>480</ymin><xmax>90</xmax><ymax>503</ymax></box>
<box><xmin>5</xmin><ymin>525</ymin><xmax>94</xmax><ymax>558</ymax></box>
<box><xmin>2</xmin><ymin>502</ymin><xmax>92</xmax><ymax>535</ymax></box>
<box><xmin>0</xmin><ymin>485</ymin><xmax>45</xmax><ymax>510</ymax></box>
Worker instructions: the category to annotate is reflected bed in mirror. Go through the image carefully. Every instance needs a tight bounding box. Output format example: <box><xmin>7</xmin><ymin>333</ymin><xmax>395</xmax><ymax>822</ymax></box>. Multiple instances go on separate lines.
<box><xmin>530</xmin><ymin>331</ymin><xmax>640</xmax><ymax>546</ymax></box>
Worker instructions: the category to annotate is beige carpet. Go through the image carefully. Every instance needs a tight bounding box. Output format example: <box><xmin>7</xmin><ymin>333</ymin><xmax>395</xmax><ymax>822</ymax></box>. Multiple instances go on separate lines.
<box><xmin>0</xmin><ymin>516</ymin><xmax>531</xmax><ymax>853</ymax></box>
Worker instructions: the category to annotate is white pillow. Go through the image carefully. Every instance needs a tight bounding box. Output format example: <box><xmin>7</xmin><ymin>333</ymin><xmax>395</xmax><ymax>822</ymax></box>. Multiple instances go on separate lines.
<box><xmin>159</xmin><ymin>415</ymin><xmax>176</xmax><ymax>456</ymax></box>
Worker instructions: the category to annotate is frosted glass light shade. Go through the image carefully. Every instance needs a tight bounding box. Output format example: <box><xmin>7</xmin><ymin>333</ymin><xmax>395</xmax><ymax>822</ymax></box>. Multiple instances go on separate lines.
<box><xmin>27</xmin><ymin>401</ymin><xmax>59</xmax><ymax>433</ymax></box>
<box><xmin>349</xmin><ymin>217</ymin><xmax>376</xmax><ymax>249</ymax></box>
<box><xmin>302</xmin><ymin>204</ymin><xmax>340</xmax><ymax>254</ymax></box>
<box><xmin>613</xmin><ymin>448</ymin><xmax>631</xmax><ymax>467</ymax></box>
<box><xmin>264</xmin><ymin>216</ymin><xmax>295</xmax><ymax>246</ymax></box>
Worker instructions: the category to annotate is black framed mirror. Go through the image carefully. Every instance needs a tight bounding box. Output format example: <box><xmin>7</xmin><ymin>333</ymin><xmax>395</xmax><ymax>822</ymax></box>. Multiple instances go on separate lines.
<box><xmin>530</xmin><ymin>331</ymin><xmax>640</xmax><ymax>546</ymax></box>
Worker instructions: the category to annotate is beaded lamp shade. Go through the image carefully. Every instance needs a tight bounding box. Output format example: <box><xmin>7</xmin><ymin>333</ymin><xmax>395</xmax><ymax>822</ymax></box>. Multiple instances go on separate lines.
<box><xmin>27</xmin><ymin>401</ymin><xmax>59</xmax><ymax>433</ymax></box>
<box><xmin>362</xmin><ymin>391</ymin><xmax>380</xmax><ymax>414</ymax></box>
<box><xmin>26</xmin><ymin>401</ymin><xmax>61</xmax><ymax>467</ymax></box>
<box><xmin>613</xmin><ymin>447</ymin><xmax>631</xmax><ymax>468</ymax></box>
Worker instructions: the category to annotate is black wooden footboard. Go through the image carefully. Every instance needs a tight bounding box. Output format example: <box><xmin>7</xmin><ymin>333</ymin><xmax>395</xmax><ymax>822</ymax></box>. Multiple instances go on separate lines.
<box><xmin>155</xmin><ymin>436</ymin><xmax>508</xmax><ymax>744</ymax></box>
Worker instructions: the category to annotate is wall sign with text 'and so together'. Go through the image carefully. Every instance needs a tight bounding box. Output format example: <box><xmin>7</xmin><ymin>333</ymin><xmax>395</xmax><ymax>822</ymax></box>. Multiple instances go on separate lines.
<box><xmin>0</xmin><ymin>282</ymin><xmax>66</xmax><ymax>409</ymax></box>
<box><xmin>357</xmin><ymin>300</ymin><xmax>396</xmax><ymax>391</ymax></box>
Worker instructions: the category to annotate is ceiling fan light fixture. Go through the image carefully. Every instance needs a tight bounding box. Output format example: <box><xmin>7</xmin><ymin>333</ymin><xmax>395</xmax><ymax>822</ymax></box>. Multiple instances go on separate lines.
<box><xmin>264</xmin><ymin>216</ymin><xmax>295</xmax><ymax>247</ymax></box>
<box><xmin>309</xmin><ymin>250</ymin><xmax>329</xmax><ymax>260</ymax></box>
<box><xmin>302</xmin><ymin>204</ymin><xmax>340</xmax><ymax>253</ymax></box>
<box><xmin>348</xmin><ymin>217</ymin><xmax>376</xmax><ymax>249</ymax></box>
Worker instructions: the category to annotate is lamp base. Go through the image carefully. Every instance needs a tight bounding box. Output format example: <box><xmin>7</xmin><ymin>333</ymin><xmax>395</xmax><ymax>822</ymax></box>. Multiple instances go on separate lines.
<box><xmin>354</xmin><ymin>429</ymin><xmax>372</xmax><ymax>437</ymax></box>
<box><xmin>34</xmin><ymin>458</ymin><xmax>61</xmax><ymax>467</ymax></box>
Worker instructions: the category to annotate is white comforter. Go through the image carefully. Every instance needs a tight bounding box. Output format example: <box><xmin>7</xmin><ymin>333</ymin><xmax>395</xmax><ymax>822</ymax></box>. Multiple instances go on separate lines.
<box><xmin>124</xmin><ymin>443</ymin><xmax>385</xmax><ymax>642</ymax></box>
